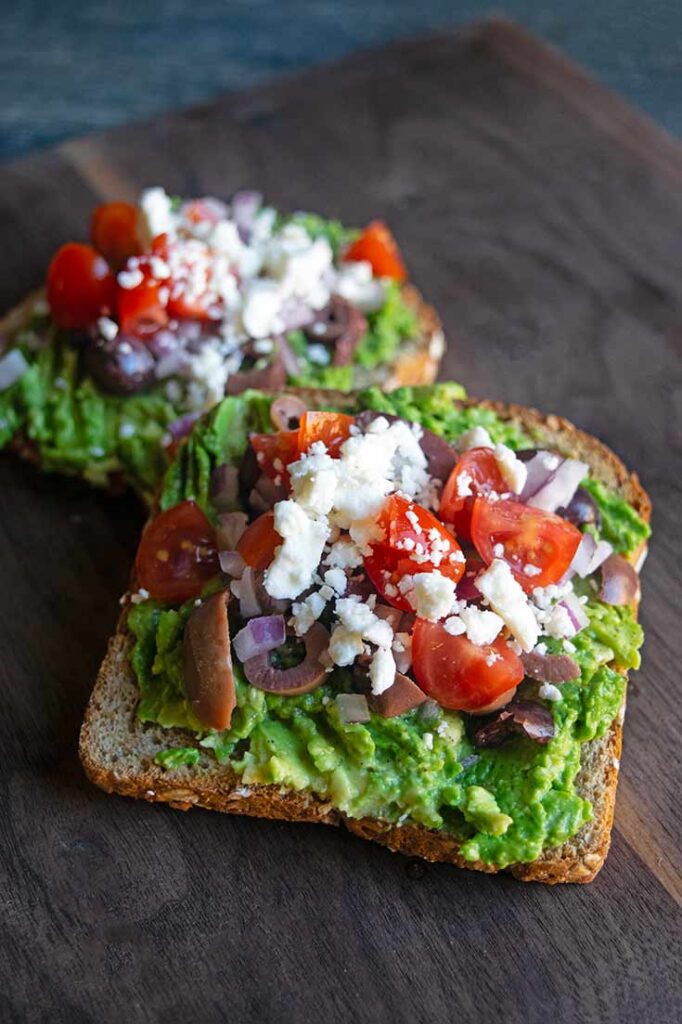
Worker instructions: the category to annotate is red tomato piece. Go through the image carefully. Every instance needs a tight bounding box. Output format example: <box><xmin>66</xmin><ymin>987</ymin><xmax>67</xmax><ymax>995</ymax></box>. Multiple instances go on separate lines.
<box><xmin>364</xmin><ymin>495</ymin><xmax>465</xmax><ymax>611</ymax></box>
<box><xmin>344</xmin><ymin>221</ymin><xmax>407</xmax><ymax>282</ymax></box>
<box><xmin>298</xmin><ymin>411</ymin><xmax>354</xmax><ymax>456</ymax></box>
<box><xmin>250</xmin><ymin>430</ymin><xmax>301</xmax><ymax>483</ymax></box>
<box><xmin>236</xmin><ymin>512</ymin><xmax>282</xmax><ymax>571</ymax></box>
<box><xmin>440</xmin><ymin>448</ymin><xmax>509</xmax><ymax>542</ymax></box>
<box><xmin>117</xmin><ymin>270</ymin><xmax>168</xmax><ymax>337</ymax></box>
<box><xmin>90</xmin><ymin>202</ymin><xmax>141</xmax><ymax>269</ymax></box>
<box><xmin>46</xmin><ymin>243</ymin><xmax>117</xmax><ymax>330</ymax></box>
<box><xmin>412</xmin><ymin>620</ymin><xmax>523</xmax><ymax>713</ymax></box>
<box><xmin>471</xmin><ymin>497</ymin><xmax>582</xmax><ymax>592</ymax></box>
<box><xmin>135</xmin><ymin>500</ymin><xmax>219</xmax><ymax>605</ymax></box>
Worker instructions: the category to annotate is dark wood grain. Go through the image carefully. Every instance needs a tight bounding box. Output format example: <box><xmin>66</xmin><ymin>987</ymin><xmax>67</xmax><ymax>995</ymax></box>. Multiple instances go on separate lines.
<box><xmin>0</xmin><ymin>20</ymin><xmax>680</xmax><ymax>1024</ymax></box>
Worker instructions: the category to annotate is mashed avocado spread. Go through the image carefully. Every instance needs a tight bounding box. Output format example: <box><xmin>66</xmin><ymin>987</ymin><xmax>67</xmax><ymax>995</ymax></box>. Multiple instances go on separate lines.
<box><xmin>127</xmin><ymin>386</ymin><xmax>645</xmax><ymax>867</ymax></box>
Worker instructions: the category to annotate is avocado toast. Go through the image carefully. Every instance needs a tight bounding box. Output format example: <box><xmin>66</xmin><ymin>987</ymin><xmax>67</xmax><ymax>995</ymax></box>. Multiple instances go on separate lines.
<box><xmin>80</xmin><ymin>384</ymin><xmax>650</xmax><ymax>882</ymax></box>
<box><xmin>0</xmin><ymin>192</ymin><xmax>443</xmax><ymax>501</ymax></box>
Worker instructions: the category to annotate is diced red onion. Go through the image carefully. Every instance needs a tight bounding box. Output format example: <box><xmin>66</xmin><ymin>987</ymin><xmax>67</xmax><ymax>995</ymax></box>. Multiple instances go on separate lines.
<box><xmin>559</xmin><ymin>592</ymin><xmax>589</xmax><ymax>634</ymax></box>
<box><xmin>231</xmin><ymin>566</ymin><xmax>262</xmax><ymax>618</ymax></box>
<box><xmin>394</xmin><ymin>648</ymin><xmax>412</xmax><ymax>675</ymax></box>
<box><xmin>231</xmin><ymin>191</ymin><xmax>262</xmax><ymax>241</ymax></box>
<box><xmin>233</xmin><ymin>615</ymin><xmax>286</xmax><ymax>663</ymax></box>
<box><xmin>216</xmin><ymin>510</ymin><xmax>248</xmax><ymax>551</ymax></box>
<box><xmin>570</xmin><ymin>533</ymin><xmax>613</xmax><ymax>579</ymax></box>
<box><xmin>211</xmin><ymin>464</ymin><xmax>240</xmax><ymax>512</ymax></box>
<box><xmin>154</xmin><ymin>350</ymin><xmax>190</xmax><ymax>380</ymax></box>
<box><xmin>526</xmin><ymin>458</ymin><xmax>588</xmax><ymax>513</ymax></box>
<box><xmin>167</xmin><ymin>412</ymin><xmax>200</xmax><ymax>440</ymax></box>
<box><xmin>599</xmin><ymin>554</ymin><xmax>639</xmax><ymax>606</ymax></box>
<box><xmin>219</xmin><ymin>550</ymin><xmax>246</xmax><ymax>577</ymax></box>
<box><xmin>0</xmin><ymin>349</ymin><xmax>28</xmax><ymax>391</ymax></box>
<box><xmin>335</xmin><ymin>693</ymin><xmax>371</xmax><ymax>724</ymax></box>
<box><xmin>456</xmin><ymin>567</ymin><xmax>482</xmax><ymax>602</ymax></box>
<box><xmin>270</xmin><ymin>395</ymin><xmax>307</xmax><ymax>431</ymax></box>
<box><xmin>520</xmin><ymin>451</ymin><xmax>562</xmax><ymax>502</ymax></box>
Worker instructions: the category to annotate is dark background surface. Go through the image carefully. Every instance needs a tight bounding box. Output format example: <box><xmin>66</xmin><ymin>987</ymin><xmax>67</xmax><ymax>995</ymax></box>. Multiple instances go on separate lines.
<box><xmin>1</xmin><ymin>17</ymin><xmax>681</xmax><ymax>1024</ymax></box>
<box><xmin>3</xmin><ymin>0</ymin><xmax>682</xmax><ymax>160</ymax></box>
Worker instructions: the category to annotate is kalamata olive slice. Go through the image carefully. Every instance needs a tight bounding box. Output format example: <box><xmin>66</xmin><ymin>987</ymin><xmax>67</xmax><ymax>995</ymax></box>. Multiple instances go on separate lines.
<box><xmin>183</xmin><ymin>590</ymin><xmax>236</xmax><ymax>730</ymax></box>
<box><xmin>521</xmin><ymin>651</ymin><xmax>580</xmax><ymax>683</ymax></box>
<box><xmin>473</xmin><ymin>700</ymin><xmax>555</xmax><ymax>748</ymax></box>
<box><xmin>243</xmin><ymin>622</ymin><xmax>329</xmax><ymax>694</ymax></box>
<box><xmin>304</xmin><ymin>295</ymin><xmax>367</xmax><ymax>366</ymax></box>
<box><xmin>557</xmin><ymin>485</ymin><xmax>601</xmax><ymax>529</ymax></box>
<box><xmin>270</xmin><ymin>395</ymin><xmax>307</xmax><ymax>431</ymax></box>
<box><xmin>368</xmin><ymin>673</ymin><xmax>428</xmax><ymax>719</ymax></box>
<box><xmin>84</xmin><ymin>333</ymin><xmax>155</xmax><ymax>396</ymax></box>
<box><xmin>226</xmin><ymin>352</ymin><xmax>287</xmax><ymax>395</ymax></box>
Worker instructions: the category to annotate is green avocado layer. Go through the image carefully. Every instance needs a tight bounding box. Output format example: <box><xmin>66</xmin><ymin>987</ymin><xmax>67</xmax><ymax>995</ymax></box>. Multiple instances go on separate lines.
<box><xmin>130</xmin><ymin>385</ymin><xmax>645</xmax><ymax>867</ymax></box>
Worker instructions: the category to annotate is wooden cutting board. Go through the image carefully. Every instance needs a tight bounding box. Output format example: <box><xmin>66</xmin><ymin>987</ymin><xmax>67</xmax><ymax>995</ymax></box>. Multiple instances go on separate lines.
<box><xmin>1</xmin><ymin>19</ymin><xmax>680</xmax><ymax>1024</ymax></box>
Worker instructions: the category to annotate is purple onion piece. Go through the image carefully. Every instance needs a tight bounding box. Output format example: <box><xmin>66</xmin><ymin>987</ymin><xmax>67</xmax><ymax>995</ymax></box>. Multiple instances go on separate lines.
<box><xmin>167</xmin><ymin>412</ymin><xmax>201</xmax><ymax>441</ymax></box>
<box><xmin>230</xmin><ymin>566</ymin><xmax>262</xmax><ymax>618</ymax></box>
<box><xmin>233</xmin><ymin>615</ymin><xmax>286</xmax><ymax>663</ymax></box>
<box><xmin>0</xmin><ymin>349</ymin><xmax>28</xmax><ymax>390</ymax></box>
<box><xmin>520</xmin><ymin>451</ymin><xmax>562</xmax><ymax>502</ymax></box>
<box><xmin>599</xmin><ymin>554</ymin><xmax>639</xmax><ymax>606</ymax></box>
<box><xmin>570</xmin><ymin>533</ymin><xmax>613</xmax><ymax>579</ymax></box>
<box><xmin>559</xmin><ymin>592</ymin><xmax>590</xmax><ymax>634</ymax></box>
<box><xmin>526</xmin><ymin>458</ymin><xmax>588</xmax><ymax>513</ymax></box>
<box><xmin>231</xmin><ymin>191</ymin><xmax>263</xmax><ymax>241</ymax></box>
<box><xmin>219</xmin><ymin>550</ymin><xmax>245</xmax><ymax>578</ymax></box>
<box><xmin>374</xmin><ymin>604</ymin><xmax>404</xmax><ymax>630</ymax></box>
<box><xmin>336</xmin><ymin>693</ymin><xmax>371</xmax><ymax>724</ymax></box>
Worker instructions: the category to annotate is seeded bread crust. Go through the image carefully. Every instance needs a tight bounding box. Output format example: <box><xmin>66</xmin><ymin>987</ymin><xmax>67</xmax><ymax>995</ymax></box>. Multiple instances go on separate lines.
<box><xmin>0</xmin><ymin>283</ymin><xmax>443</xmax><ymax>478</ymax></box>
<box><xmin>79</xmin><ymin>395</ymin><xmax>650</xmax><ymax>884</ymax></box>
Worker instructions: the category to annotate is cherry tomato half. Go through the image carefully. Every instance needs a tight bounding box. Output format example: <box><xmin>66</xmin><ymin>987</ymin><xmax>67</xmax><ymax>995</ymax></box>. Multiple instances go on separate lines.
<box><xmin>440</xmin><ymin>447</ymin><xmax>508</xmax><ymax>542</ymax></box>
<box><xmin>344</xmin><ymin>221</ymin><xmax>407</xmax><ymax>282</ymax></box>
<box><xmin>46</xmin><ymin>243</ymin><xmax>117</xmax><ymax>330</ymax></box>
<box><xmin>117</xmin><ymin>269</ymin><xmax>168</xmax><ymax>337</ymax></box>
<box><xmin>412</xmin><ymin>620</ymin><xmax>523</xmax><ymax>713</ymax></box>
<box><xmin>135</xmin><ymin>500</ymin><xmax>219</xmax><ymax>604</ymax></box>
<box><xmin>90</xmin><ymin>202</ymin><xmax>141</xmax><ymax>269</ymax></box>
<box><xmin>364</xmin><ymin>495</ymin><xmax>465</xmax><ymax>611</ymax></box>
<box><xmin>471</xmin><ymin>497</ymin><xmax>582</xmax><ymax>592</ymax></box>
<box><xmin>250</xmin><ymin>430</ymin><xmax>301</xmax><ymax>484</ymax></box>
<box><xmin>236</xmin><ymin>511</ymin><xmax>282</xmax><ymax>571</ymax></box>
<box><xmin>298</xmin><ymin>411</ymin><xmax>354</xmax><ymax>456</ymax></box>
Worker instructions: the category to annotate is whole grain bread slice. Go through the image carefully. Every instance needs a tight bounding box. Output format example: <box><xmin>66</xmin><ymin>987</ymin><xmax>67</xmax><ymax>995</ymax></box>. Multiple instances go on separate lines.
<box><xmin>79</xmin><ymin>395</ymin><xmax>650</xmax><ymax>884</ymax></box>
<box><xmin>0</xmin><ymin>283</ymin><xmax>444</xmax><ymax>478</ymax></box>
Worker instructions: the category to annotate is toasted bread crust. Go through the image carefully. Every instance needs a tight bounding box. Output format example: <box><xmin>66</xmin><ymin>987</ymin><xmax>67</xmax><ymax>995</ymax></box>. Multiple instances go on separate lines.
<box><xmin>79</xmin><ymin>395</ymin><xmax>650</xmax><ymax>884</ymax></box>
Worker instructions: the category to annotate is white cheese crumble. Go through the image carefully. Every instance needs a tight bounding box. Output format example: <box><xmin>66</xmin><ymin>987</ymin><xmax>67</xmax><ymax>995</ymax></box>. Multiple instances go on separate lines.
<box><xmin>475</xmin><ymin>559</ymin><xmax>539</xmax><ymax>652</ymax></box>
<box><xmin>494</xmin><ymin>443</ymin><xmax>527</xmax><ymax>495</ymax></box>
<box><xmin>539</xmin><ymin>682</ymin><xmax>562</xmax><ymax>702</ymax></box>
<box><xmin>369</xmin><ymin>646</ymin><xmax>396</xmax><ymax>695</ymax></box>
<box><xmin>408</xmin><ymin>571</ymin><xmax>457</xmax><ymax>622</ymax></box>
<box><xmin>458</xmin><ymin>425</ymin><xmax>493</xmax><ymax>451</ymax></box>
<box><xmin>264</xmin><ymin>501</ymin><xmax>329</xmax><ymax>600</ymax></box>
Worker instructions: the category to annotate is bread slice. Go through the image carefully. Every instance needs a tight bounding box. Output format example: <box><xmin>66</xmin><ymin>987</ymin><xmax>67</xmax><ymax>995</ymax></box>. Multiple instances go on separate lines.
<box><xmin>79</xmin><ymin>395</ymin><xmax>650</xmax><ymax>883</ymax></box>
<box><xmin>0</xmin><ymin>284</ymin><xmax>443</xmax><ymax>481</ymax></box>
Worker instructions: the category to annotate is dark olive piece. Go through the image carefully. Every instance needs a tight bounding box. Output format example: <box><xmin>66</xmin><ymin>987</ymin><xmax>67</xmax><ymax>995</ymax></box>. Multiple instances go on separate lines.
<box><xmin>84</xmin><ymin>333</ymin><xmax>155</xmax><ymax>396</ymax></box>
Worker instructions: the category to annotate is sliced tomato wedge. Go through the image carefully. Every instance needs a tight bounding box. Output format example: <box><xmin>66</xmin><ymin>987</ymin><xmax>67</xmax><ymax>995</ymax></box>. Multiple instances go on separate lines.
<box><xmin>46</xmin><ymin>243</ymin><xmax>117</xmax><ymax>330</ymax></box>
<box><xmin>117</xmin><ymin>268</ymin><xmax>169</xmax><ymax>337</ymax></box>
<box><xmin>344</xmin><ymin>221</ymin><xmax>407</xmax><ymax>282</ymax></box>
<box><xmin>236</xmin><ymin>511</ymin><xmax>282</xmax><ymax>571</ymax></box>
<box><xmin>471</xmin><ymin>497</ymin><xmax>582</xmax><ymax>592</ymax></box>
<box><xmin>90</xmin><ymin>202</ymin><xmax>141</xmax><ymax>269</ymax></box>
<box><xmin>250</xmin><ymin>430</ymin><xmax>301</xmax><ymax>483</ymax></box>
<box><xmin>135</xmin><ymin>500</ymin><xmax>219</xmax><ymax>604</ymax></box>
<box><xmin>364</xmin><ymin>495</ymin><xmax>465</xmax><ymax>611</ymax></box>
<box><xmin>412</xmin><ymin>620</ymin><xmax>523</xmax><ymax>713</ymax></box>
<box><xmin>440</xmin><ymin>447</ymin><xmax>508</xmax><ymax>542</ymax></box>
<box><xmin>298</xmin><ymin>411</ymin><xmax>354</xmax><ymax>456</ymax></box>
